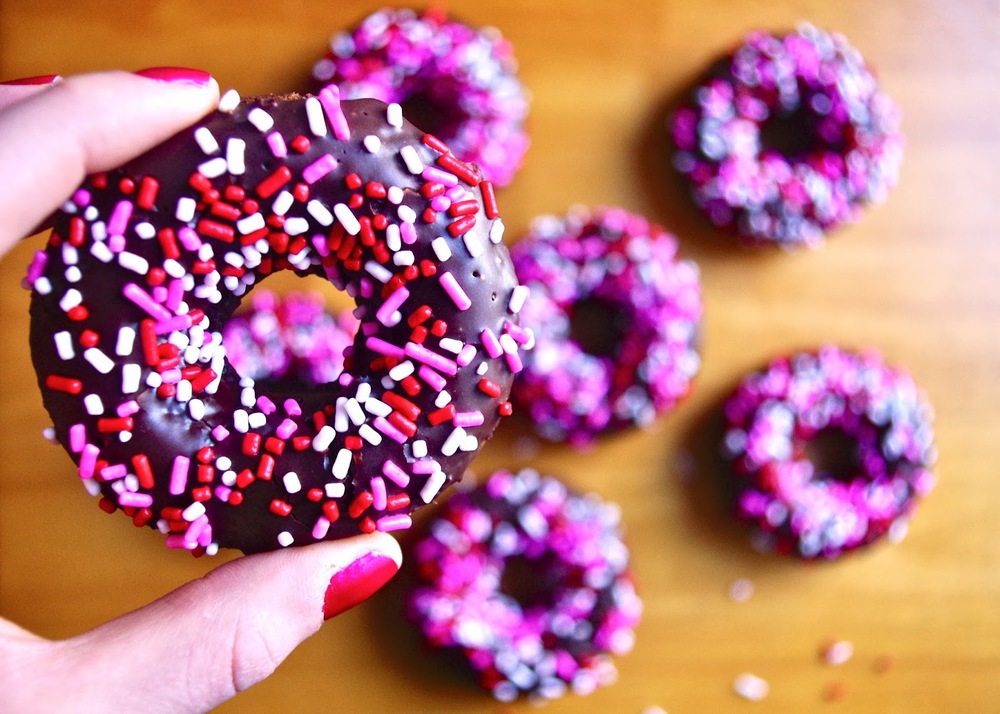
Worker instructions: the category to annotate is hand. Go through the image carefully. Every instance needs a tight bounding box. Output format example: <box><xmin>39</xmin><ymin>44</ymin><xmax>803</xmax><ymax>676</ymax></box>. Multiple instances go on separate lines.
<box><xmin>0</xmin><ymin>70</ymin><xmax>403</xmax><ymax>714</ymax></box>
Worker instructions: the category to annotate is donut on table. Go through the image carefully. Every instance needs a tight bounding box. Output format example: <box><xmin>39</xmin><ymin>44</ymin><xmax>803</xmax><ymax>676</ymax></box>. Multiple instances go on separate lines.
<box><xmin>510</xmin><ymin>206</ymin><xmax>702</xmax><ymax>445</ymax></box>
<box><xmin>223</xmin><ymin>289</ymin><xmax>358</xmax><ymax>387</ymax></box>
<box><xmin>671</xmin><ymin>22</ymin><xmax>904</xmax><ymax>249</ymax></box>
<box><xmin>26</xmin><ymin>87</ymin><xmax>529</xmax><ymax>554</ymax></box>
<box><xmin>313</xmin><ymin>7</ymin><xmax>530</xmax><ymax>188</ymax></box>
<box><xmin>721</xmin><ymin>346</ymin><xmax>936</xmax><ymax>559</ymax></box>
<box><xmin>406</xmin><ymin>468</ymin><xmax>642</xmax><ymax>702</ymax></box>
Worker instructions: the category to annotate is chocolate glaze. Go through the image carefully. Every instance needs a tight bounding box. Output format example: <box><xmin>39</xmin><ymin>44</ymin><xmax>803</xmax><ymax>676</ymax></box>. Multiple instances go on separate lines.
<box><xmin>29</xmin><ymin>90</ymin><xmax>526</xmax><ymax>554</ymax></box>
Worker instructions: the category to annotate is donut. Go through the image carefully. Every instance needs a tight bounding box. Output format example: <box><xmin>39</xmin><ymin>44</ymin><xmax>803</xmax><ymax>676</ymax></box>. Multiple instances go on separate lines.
<box><xmin>406</xmin><ymin>468</ymin><xmax>642</xmax><ymax>701</ymax></box>
<box><xmin>25</xmin><ymin>87</ymin><xmax>530</xmax><ymax>554</ymax></box>
<box><xmin>222</xmin><ymin>289</ymin><xmax>358</xmax><ymax>387</ymax></box>
<box><xmin>721</xmin><ymin>346</ymin><xmax>936</xmax><ymax>559</ymax></box>
<box><xmin>312</xmin><ymin>7</ymin><xmax>530</xmax><ymax>188</ymax></box>
<box><xmin>671</xmin><ymin>22</ymin><xmax>904</xmax><ymax>248</ymax></box>
<box><xmin>510</xmin><ymin>207</ymin><xmax>702</xmax><ymax>445</ymax></box>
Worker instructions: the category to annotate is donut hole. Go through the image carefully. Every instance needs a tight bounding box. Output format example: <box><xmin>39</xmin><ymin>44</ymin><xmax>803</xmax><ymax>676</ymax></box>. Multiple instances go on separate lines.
<box><xmin>400</xmin><ymin>87</ymin><xmax>466</xmax><ymax>142</ymax></box>
<box><xmin>499</xmin><ymin>554</ymin><xmax>559</xmax><ymax>610</ymax></box>
<box><xmin>569</xmin><ymin>297</ymin><xmax>625</xmax><ymax>358</ymax></box>
<box><xmin>803</xmin><ymin>427</ymin><xmax>861</xmax><ymax>483</ymax></box>
<box><xmin>758</xmin><ymin>92</ymin><xmax>845</xmax><ymax>160</ymax></box>
<box><xmin>223</xmin><ymin>272</ymin><xmax>358</xmax><ymax>390</ymax></box>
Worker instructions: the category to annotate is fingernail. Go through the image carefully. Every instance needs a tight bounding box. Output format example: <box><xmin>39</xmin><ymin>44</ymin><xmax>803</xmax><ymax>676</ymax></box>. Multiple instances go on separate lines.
<box><xmin>134</xmin><ymin>66</ymin><xmax>212</xmax><ymax>87</ymax></box>
<box><xmin>322</xmin><ymin>551</ymin><xmax>400</xmax><ymax>620</ymax></box>
<box><xmin>1</xmin><ymin>74</ymin><xmax>61</xmax><ymax>86</ymax></box>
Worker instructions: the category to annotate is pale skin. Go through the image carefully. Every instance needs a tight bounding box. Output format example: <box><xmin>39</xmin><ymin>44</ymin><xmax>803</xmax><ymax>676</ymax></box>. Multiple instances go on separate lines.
<box><xmin>0</xmin><ymin>71</ymin><xmax>402</xmax><ymax>713</ymax></box>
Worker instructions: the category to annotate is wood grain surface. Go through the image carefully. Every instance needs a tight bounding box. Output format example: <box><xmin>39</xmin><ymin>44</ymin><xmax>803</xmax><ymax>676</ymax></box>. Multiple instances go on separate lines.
<box><xmin>2</xmin><ymin>1</ymin><xmax>999</xmax><ymax>712</ymax></box>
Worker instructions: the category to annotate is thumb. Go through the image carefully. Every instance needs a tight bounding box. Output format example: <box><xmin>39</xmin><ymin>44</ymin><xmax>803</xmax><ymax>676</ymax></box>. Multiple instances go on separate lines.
<box><xmin>6</xmin><ymin>533</ymin><xmax>401</xmax><ymax>714</ymax></box>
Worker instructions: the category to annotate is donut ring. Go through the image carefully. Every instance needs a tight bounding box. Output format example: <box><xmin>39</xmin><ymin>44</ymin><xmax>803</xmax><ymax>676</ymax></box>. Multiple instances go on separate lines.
<box><xmin>313</xmin><ymin>7</ymin><xmax>530</xmax><ymax>188</ymax></box>
<box><xmin>27</xmin><ymin>88</ymin><xmax>529</xmax><ymax>554</ymax></box>
<box><xmin>222</xmin><ymin>289</ymin><xmax>358</xmax><ymax>387</ymax></box>
<box><xmin>671</xmin><ymin>23</ymin><xmax>904</xmax><ymax>248</ymax></box>
<box><xmin>406</xmin><ymin>469</ymin><xmax>642</xmax><ymax>701</ymax></box>
<box><xmin>510</xmin><ymin>207</ymin><xmax>702</xmax><ymax>445</ymax></box>
<box><xmin>721</xmin><ymin>346</ymin><xmax>936</xmax><ymax>559</ymax></box>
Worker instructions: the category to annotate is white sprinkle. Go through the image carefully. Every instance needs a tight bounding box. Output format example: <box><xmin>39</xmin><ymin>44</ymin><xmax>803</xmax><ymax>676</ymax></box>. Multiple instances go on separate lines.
<box><xmin>182</xmin><ymin>501</ymin><xmax>206</xmax><ymax>522</ymax></box>
<box><xmin>54</xmin><ymin>331</ymin><xmax>75</xmax><ymax>360</ymax></box>
<box><xmin>333</xmin><ymin>203</ymin><xmax>361</xmax><ymax>234</ymax></box>
<box><xmin>420</xmin><ymin>470</ymin><xmax>447</xmax><ymax>503</ymax></box>
<box><xmin>364</xmin><ymin>398</ymin><xmax>392</xmax><ymax>417</ymax></box>
<box><xmin>325</xmin><ymin>482</ymin><xmax>346</xmax><ymax>498</ymax></box>
<box><xmin>272</xmin><ymin>191</ymin><xmax>294</xmax><ymax>216</ymax></box>
<box><xmin>233</xmin><ymin>409</ymin><xmax>250</xmax><ymax>433</ymax></box>
<box><xmin>388</xmin><ymin>361</ymin><xmax>415</xmax><ymax>380</ymax></box>
<box><xmin>345</xmin><ymin>398</ymin><xmax>366</xmax><ymax>425</ymax></box>
<box><xmin>439</xmin><ymin>338</ymin><xmax>463</xmax><ymax>354</ymax></box>
<box><xmin>284</xmin><ymin>216</ymin><xmax>310</xmax><ymax>236</ymax></box>
<box><xmin>385</xmin><ymin>224</ymin><xmax>402</xmax><ymax>251</ymax></box>
<box><xmin>441</xmin><ymin>427</ymin><xmax>467</xmax><ymax>456</ymax></box>
<box><xmin>364</xmin><ymin>260</ymin><xmax>393</xmax><ymax>283</ymax></box>
<box><xmin>64</xmin><ymin>266</ymin><xmax>82</xmax><ymax>283</ymax></box>
<box><xmin>355</xmin><ymin>382</ymin><xmax>371</xmax><ymax>403</ymax></box>
<box><xmin>83</xmin><ymin>347</ymin><xmax>115</xmax><ymax>374</ymax></box>
<box><xmin>194</xmin><ymin>126</ymin><xmax>220</xmax><ymax>154</ymax></box>
<box><xmin>412</xmin><ymin>440</ymin><xmax>427</xmax><ymax>458</ymax></box>
<box><xmin>198</xmin><ymin>156</ymin><xmax>228</xmax><ymax>179</ymax></box>
<box><xmin>248</xmin><ymin>411</ymin><xmax>267</xmax><ymax>429</ymax></box>
<box><xmin>90</xmin><ymin>242</ymin><xmax>113</xmax><ymax>263</ymax></box>
<box><xmin>217</xmin><ymin>89</ymin><xmax>241</xmax><ymax>113</ymax></box>
<box><xmin>387</xmin><ymin>102</ymin><xmax>403</xmax><ymax>127</ymax></box>
<box><xmin>189</xmin><ymin>398</ymin><xmax>205</xmax><ymax>421</ymax></box>
<box><xmin>307</xmin><ymin>200</ymin><xmax>334</xmax><ymax>226</ymax></box>
<box><xmin>431</xmin><ymin>237</ymin><xmax>452</xmax><ymax>261</ymax></box>
<box><xmin>277</xmin><ymin>531</ymin><xmax>294</xmax><ymax>547</ymax></box>
<box><xmin>313</xmin><ymin>425</ymin><xmax>336</xmax><ymax>451</ymax></box>
<box><xmin>59</xmin><ymin>288</ymin><xmax>82</xmax><ymax>311</ymax></box>
<box><xmin>489</xmin><ymin>218</ymin><xmax>506</xmax><ymax>244</ymax></box>
<box><xmin>332</xmin><ymin>448</ymin><xmax>352</xmax><ymax>479</ymax></box>
<box><xmin>117</xmin><ymin>251</ymin><xmax>149</xmax><ymax>274</ymax></box>
<box><xmin>508</xmin><ymin>285</ymin><xmax>529</xmax><ymax>314</ymax></box>
<box><xmin>237</xmin><ymin>213</ymin><xmax>265</xmax><ymax>235</ymax></box>
<box><xmin>400</xmin><ymin>145</ymin><xmax>424</xmax><ymax>174</ymax></box>
<box><xmin>134</xmin><ymin>222</ymin><xmax>156</xmax><ymax>239</ymax></box>
<box><xmin>393</xmin><ymin>250</ymin><xmax>415</xmax><ymax>266</ymax></box>
<box><xmin>459</xmin><ymin>434</ymin><xmax>479</xmax><ymax>452</ymax></box>
<box><xmin>176</xmin><ymin>197</ymin><xmax>197</xmax><ymax>222</ymax></box>
<box><xmin>435</xmin><ymin>390</ymin><xmax>452</xmax><ymax>408</ymax></box>
<box><xmin>387</xmin><ymin>186</ymin><xmax>404</xmax><ymax>204</ymax></box>
<box><xmin>359</xmin><ymin>423</ymin><xmax>382</xmax><ymax>445</ymax></box>
<box><xmin>463</xmin><ymin>232</ymin><xmax>483</xmax><ymax>258</ymax></box>
<box><xmin>175</xmin><ymin>379</ymin><xmax>192</xmax><ymax>403</ymax></box>
<box><xmin>226</xmin><ymin>138</ymin><xmax>246</xmax><ymax>175</ymax></box>
<box><xmin>247</xmin><ymin>107</ymin><xmax>274</xmax><ymax>132</ymax></box>
<box><xmin>733</xmin><ymin>673</ymin><xmax>769</xmax><ymax>701</ymax></box>
<box><xmin>283</xmin><ymin>472</ymin><xmax>302</xmax><ymax>494</ymax></box>
<box><xmin>363</xmin><ymin>135</ymin><xmax>382</xmax><ymax>153</ymax></box>
<box><xmin>241</xmin><ymin>387</ymin><xmax>256</xmax><ymax>408</ymax></box>
<box><xmin>83</xmin><ymin>394</ymin><xmax>104</xmax><ymax>416</ymax></box>
<box><xmin>145</xmin><ymin>372</ymin><xmax>162</xmax><ymax>388</ymax></box>
<box><xmin>305</xmin><ymin>96</ymin><xmax>328</xmax><ymax>136</ymax></box>
<box><xmin>397</xmin><ymin>204</ymin><xmax>417</xmax><ymax>224</ymax></box>
<box><xmin>33</xmin><ymin>277</ymin><xmax>52</xmax><ymax>294</ymax></box>
<box><xmin>120</xmin><ymin>363</ymin><xmax>141</xmax><ymax>394</ymax></box>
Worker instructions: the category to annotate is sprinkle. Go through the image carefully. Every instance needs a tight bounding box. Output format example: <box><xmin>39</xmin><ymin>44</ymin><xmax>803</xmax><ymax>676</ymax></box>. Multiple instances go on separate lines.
<box><xmin>431</xmin><ymin>237</ymin><xmax>452</xmax><ymax>262</ymax></box>
<box><xmin>218</xmin><ymin>88</ymin><xmax>241</xmax><ymax>112</ymax></box>
<box><xmin>387</xmin><ymin>102</ymin><xmax>403</xmax><ymax>127</ymax></box>
<box><xmin>169</xmin><ymin>455</ymin><xmax>190</xmax><ymax>495</ymax></box>
<box><xmin>247</xmin><ymin>107</ymin><xmax>275</xmax><ymax>132</ymax></box>
<box><xmin>277</xmin><ymin>531</ymin><xmax>295</xmax><ymax>547</ymax></box>
<box><xmin>364</xmin><ymin>135</ymin><xmax>382</xmax><ymax>153</ymax></box>
<box><xmin>83</xmin><ymin>394</ymin><xmax>104</xmax><ymax>415</ymax></box>
<box><xmin>405</xmin><ymin>342</ymin><xmax>458</xmax><ymax>376</ymax></box>
<box><xmin>226</xmin><ymin>138</ymin><xmax>246</xmax><ymax>175</ymax></box>
<box><xmin>318</xmin><ymin>85</ymin><xmax>351</xmax><ymax>140</ymax></box>
<box><xmin>332</xmin><ymin>448</ymin><xmax>353</xmax><ymax>479</ymax></box>
<box><xmin>266</xmin><ymin>131</ymin><xmax>288</xmax><ymax>158</ymax></box>
<box><xmin>305</xmin><ymin>96</ymin><xmax>328</xmax><ymax>137</ymax></box>
<box><xmin>438</xmin><ymin>271</ymin><xmax>472</xmax><ymax>310</ymax></box>
<box><xmin>508</xmin><ymin>285</ymin><xmax>528</xmax><ymax>314</ymax></box>
<box><xmin>400</xmin><ymin>145</ymin><xmax>424</xmax><ymax>174</ymax></box>
<box><xmin>733</xmin><ymin>673</ymin><xmax>769</xmax><ymax>701</ymax></box>
<box><xmin>376</xmin><ymin>514</ymin><xmax>411</xmax><ymax>532</ymax></box>
<box><xmin>194</xmin><ymin>126</ymin><xmax>220</xmax><ymax>154</ymax></box>
<box><xmin>303</xmin><ymin>153</ymin><xmax>338</xmax><ymax>184</ymax></box>
<box><xmin>54</xmin><ymin>331</ymin><xmax>74</xmax><ymax>360</ymax></box>
<box><xmin>334</xmin><ymin>203</ymin><xmax>361</xmax><ymax>235</ymax></box>
<box><xmin>419</xmin><ymin>470</ymin><xmax>446</xmax><ymax>503</ymax></box>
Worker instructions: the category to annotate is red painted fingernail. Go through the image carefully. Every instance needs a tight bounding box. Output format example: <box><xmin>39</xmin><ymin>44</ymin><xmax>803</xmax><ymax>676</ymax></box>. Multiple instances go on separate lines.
<box><xmin>322</xmin><ymin>552</ymin><xmax>399</xmax><ymax>620</ymax></box>
<box><xmin>134</xmin><ymin>66</ymin><xmax>212</xmax><ymax>87</ymax></box>
<box><xmin>1</xmin><ymin>74</ymin><xmax>61</xmax><ymax>86</ymax></box>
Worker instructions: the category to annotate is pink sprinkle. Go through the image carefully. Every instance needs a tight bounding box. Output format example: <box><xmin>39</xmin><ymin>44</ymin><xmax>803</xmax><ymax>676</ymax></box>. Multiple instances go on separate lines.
<box><xmin>177</xmin><ymin>227</ymin><xmax>202</xmax><ymax>252</ymax></box>
<box><xmin>376</xmin><ymin>286</ymin><xmax>410</xmax><ymax>326</ymax></box>
<box><xmin>302</xmin><ymin>153</ymin><xmax>338</xmax><ymax>184</ymax></box>
<box><xmin>256</xmin><ymin>396</ymin><xmax>277</xmax><ymax>415</ymax></box>
<box><xmin>166</xmin><ymin>279</ymin><xmax>186</xmax><ymax>313</ymax></box>
<box><xmin>153</xmin><ymin>314</ymin><xmax>193</xmax><ymax>335</ymax></box>
<box><xmin>312</xmin><ymin>515</ymin><xmax>331</xmax><ymax>539</ymax></box>
<box><xmin>481</xmin><ymin>328</ymin><xmax>503</xmax><ymax>358</ymax></box>
<box><xmin>108</xmin><ymin>235</ymin><xmax>126</xmax><ymax>253</ymax></box>
<box><xmin>376</xmin><ymin>514</ymin><xmax>412</xmax><ymax>532</ymax></box>
<box><xmin>108</xmin><ymin>199</ymin><xmax>134</xmax><ymax>237</ymax></box>
<box><xmin>212</xmin><ymin>425</ymin><xmax>230</xmax><ymax>441</ymax></box>
<box><xmin>123</xmin><ymin>282</ymin><xmax>172</xmax><ymax>321</ymax></box>
<box><xmin>400</xmin><ymin>221</ymin><xmax>417</xmax><ymax>244</ymax></box>
<box><xmin>185</xmin><ymin>514</ymin><xmax>209</xmax><ymax>545</ymax></box>
<box><xmin>117</xmin><ymin>400</ymin><xmax>140</xmax><ymax>417</ymax></box>
<box><xmin>381</xmin><ymin>460</ymin><xmax>411</xmax><ymax>488</ymax></box>
<box><xmin>169</xmin><ymin>455</ymin><xmax>190</xmax><ymax>495</ymax></box>
<box><xmin>166</xmin><ymin>534</ymin><xmax>196</xmax><ymax>550</ymax></box>
<box><xmin>119</xmin><ymin>492</ymin><xmax>154</xmax><ymax>508</ymax></box>
<box><xmin>72</xmin><ymin>188</ymin><xmax>91</xmax><ymax>206</ymax></box>
<box><xmin>284</xmin><ymin>398</ymin><xmax>302</xmax><ymax>416</ymax></box>
<box><xmin>101</xmin><ymin>463</ymin><xmax>128</xmax><ymax>481</ymax></box>
<box><xmin>160</xmin><ymin>368</ymin><xmax>182</xmax><ymax>384</ymax></box>
<box><xmin>405</xmin><ymin>342</ymin><xmax>458</xmax><ymax>376</ymax></box>
<box><xmin>79</xmin><ymin>444</ymin><xmax>99</xmax><ymax>479</ymax></box>
<box><xmin>266</xmin><ymin>131</ymin><xmax>288</xmax><ymax>158</ymax></box>
<box><xmin>456</xmin><ymin>343</ymin><xmax>478</xmax><ymax>366</ymax></box>
<box><xmin>422</xmin><ymin>165</ymin><xmax>459</xmax><ymax>187</ymax></box>
<box><xmin>505</xmin><ymin>350</ymin><xmax>524</xmax><ymax>374</ymax></box>
<box><xmin>412</xmin><ymin>459</ymin><xmax>441</xmax><ymax>475</ymax></box>
<box><xmin>214</xmin><ymin>485</ymin><xmax>232</xmax><ymax>502</ymax></box>
<box><xmin>371</xmin><ymin>476</ymin><xmax>387</xmax><ymax>510</ymax></box>
<box><xmin>366</xmin><ymin>336</ymin><xmax>406</xmax><ymax>359</ymax></box>
<box><xmin>418</xmin><ymin>365</ymin><xmax>447</xmax><ymax>391</ymax></box>
<box><xmin>276</xmin><ymin>418</ymin><xmax>297</xmax><ymax>439</ymax></box>
<box><xmin>69</xmin><ymin>423</ymin><xmax>86</xmax><ymax>453</ymax></box>
<box><xmin>24</xmin><ymin>250</ymin><xmax>48</xmax><ymax>287</ymax></box>
<box><xmin>454</xmin><ymin>411</ymin><xmax>486</xmax><ymax>428</ymax></box>
<box><xmin>438</xmin><ymin>271</ymin><xmax>472</xmax><ymax>310</ymax></box>
<box><xmin>318</xmin><ymin>85</ymin><xmax>351</xmax><ymax>141</ymax></box>
<box><xmin>373</xmin><ymin>416</ymin><xmax>408</xmax><ymax>444</ymax></box>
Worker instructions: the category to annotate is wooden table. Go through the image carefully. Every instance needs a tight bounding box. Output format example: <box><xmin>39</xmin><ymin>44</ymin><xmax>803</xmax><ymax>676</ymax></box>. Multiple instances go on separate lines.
<box><xmin>2</xmin><ymin>1</ymin><xmax>998</xmax><ymax>711</ymax></box>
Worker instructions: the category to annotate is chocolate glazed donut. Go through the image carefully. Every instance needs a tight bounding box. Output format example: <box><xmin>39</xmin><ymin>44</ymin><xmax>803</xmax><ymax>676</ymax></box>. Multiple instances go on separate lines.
<box><xmin>27</xmin><ymin>88</ymin><xmax>529</xmax><ymax>554</ymax></box>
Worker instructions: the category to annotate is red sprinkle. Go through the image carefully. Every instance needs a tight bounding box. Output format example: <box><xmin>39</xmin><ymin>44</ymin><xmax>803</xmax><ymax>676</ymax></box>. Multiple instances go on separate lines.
<box><xmin>45</xmin><ymin>375</ymin><xmax>82</xmax><ymax>394</ymax></box>
<box><xmin>481</xmin><ymin>180</ymin><xmax>499</xmax><ymax>219</ymax></box>
<box><xmin>136</xmin><ymin>176</ymin><xmax>160</xmax><ymax>210</ymax></box>
<box><xmin>270</xmin><ymin>499</ymin><xmax>293</xmax><ymax>517</ymax></box>
<box><xmin>348</xmin><ymin>491</ymin><xmax>374</xmax><ymax>518</ymax></box>
<box><xmin>256</xmin><ymin>166</ymin><xmax>293</xmax><ymax>198</ymax></box>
